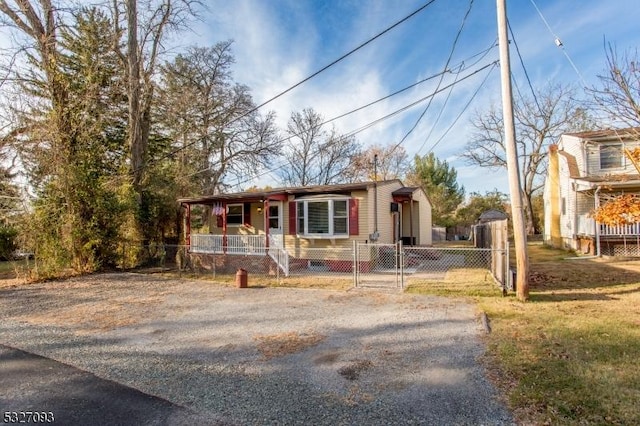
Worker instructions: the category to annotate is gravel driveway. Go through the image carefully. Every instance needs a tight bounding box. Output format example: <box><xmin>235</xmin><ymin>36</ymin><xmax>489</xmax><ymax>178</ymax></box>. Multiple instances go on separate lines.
<box><xmin>0</xmin><ymin>273</ymin><xmax>513</xmax><ymax>425</ymax></box>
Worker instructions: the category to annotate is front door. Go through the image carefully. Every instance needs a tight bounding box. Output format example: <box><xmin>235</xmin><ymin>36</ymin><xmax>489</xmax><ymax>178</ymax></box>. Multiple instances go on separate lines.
<box><xmin>268</xmin><ymin>201</ymin><xmax>283</xmax><ymax>248</ymax></box>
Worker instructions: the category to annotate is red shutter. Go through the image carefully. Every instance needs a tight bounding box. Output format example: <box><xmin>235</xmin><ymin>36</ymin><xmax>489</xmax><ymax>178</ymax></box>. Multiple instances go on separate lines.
<box><xmin>288</xmin><ymin>201</ymin><xmax>297</xmax><ymax>235</ymax></box>
<box><xmin>349</xmin><ymin>198</ymin><xmax>359</xmax><ymax>235</ymax></box>
<box><xmin>244</xmin><ymin>203</ymin><xmax>251</xmax><ymax>226</ymax></box>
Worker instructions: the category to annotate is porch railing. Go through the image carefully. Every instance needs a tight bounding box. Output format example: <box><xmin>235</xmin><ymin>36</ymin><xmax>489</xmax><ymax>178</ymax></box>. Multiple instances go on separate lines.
<box><xmin>190</xmin><ymin>234</ymin><xmax>266</xmax><ymax>254</ymax></box>
<box><xmin>599</xmin><ymin>222</ymin><xmax>640</xmax><ymax>237</ymax></box>
<box><xmin>189</xmin><ymin>233</ymin><xmax>289</xmax><ymax>276</ymax></box>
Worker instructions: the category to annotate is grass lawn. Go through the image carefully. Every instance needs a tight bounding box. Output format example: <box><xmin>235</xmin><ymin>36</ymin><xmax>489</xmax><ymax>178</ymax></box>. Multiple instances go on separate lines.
<box><xmin>154</xmin><ymin>270</ymin><xmax>353</xmax><ymax>291</ymax></box>
<box><xmin>407</xmin><ymin>242</ymin><xmax>640</xmax><ymax>425</ymax></box>
<box><xmin>0</xmin><ymin>259</ymin><xmax>32</xmax><ymax>282</ymax></box>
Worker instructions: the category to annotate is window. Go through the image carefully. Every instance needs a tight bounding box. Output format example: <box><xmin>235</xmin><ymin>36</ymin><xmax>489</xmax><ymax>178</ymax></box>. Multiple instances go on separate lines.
<box><xmin>600</xmin><ymin>144</ymin><xmax>623</xmax><ymax>169</ymax></box>
<box><xmin>227</xmin><ymin>204</ymin><xmax>243</xmax><ymax>225</ymax></box>
<box><xmin>268</xmin><ymin>205</ymin><xmax>280</xmax><ymax>229</ymax></box>
<box><xmin>296</xmin><ymin>199</ymin><xmax>349</xmax><ymax>237</ymax></box>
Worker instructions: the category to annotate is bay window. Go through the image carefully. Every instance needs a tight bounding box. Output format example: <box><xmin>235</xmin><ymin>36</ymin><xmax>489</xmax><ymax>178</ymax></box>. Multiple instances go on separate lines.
<box><xmin>296</xmin><ymin>199</ymin><xmax>349</xmax><ymax>237</ymax></box>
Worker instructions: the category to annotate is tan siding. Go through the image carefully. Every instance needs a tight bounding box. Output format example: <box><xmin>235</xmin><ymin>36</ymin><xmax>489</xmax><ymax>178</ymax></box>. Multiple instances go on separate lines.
<box><xmin>411</xmin><ymin>188</ymin><xmax>432</xmax><ymax>245</ymax></box>
<box><xmin>367</xmin><ymin>180</ymin><xmax>402</xmax><ymax>243</ymax></box>
<box><xmin>205</xmin><ymin>203</ymin><xmax>264</xmax><ymax>236</ymax></box>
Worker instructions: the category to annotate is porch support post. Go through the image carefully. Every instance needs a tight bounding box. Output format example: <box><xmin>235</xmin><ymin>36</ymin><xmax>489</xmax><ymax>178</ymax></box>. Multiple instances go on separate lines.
<box><xmin>222</xmin><ymin>202</ymin><xmax>227</xmax><ymax>254</ymax></box>
<box><xmin>264</xmin><ymin>199</ymin><xmax>270</xmax><ymax>249</ymax></box>
<box><xmin>184</xmin><ymin>203</ymin><xmax>191</xmax><ymax>250</ymax></box>
<box><xmin>409</xmin><ymin>195</ymin><xmax>414</xmax><ymax>246</ymax></box>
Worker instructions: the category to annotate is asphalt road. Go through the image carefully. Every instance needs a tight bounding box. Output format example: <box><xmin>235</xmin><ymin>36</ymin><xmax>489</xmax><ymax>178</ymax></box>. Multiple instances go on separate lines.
<box><xmin>0</xmin><ymin>345</ymin><xmax>220</xmax><ymax>426</ymax></box>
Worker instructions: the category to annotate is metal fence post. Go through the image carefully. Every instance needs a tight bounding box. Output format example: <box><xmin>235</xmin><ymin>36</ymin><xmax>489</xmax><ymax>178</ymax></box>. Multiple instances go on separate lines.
<box><xmin>353</xmin><ymin>240</ymin><xmax>358</xmax><ymax>288</ymax></box>
<box><xmin>504</xmin><ymin>239</ymin><xmax>510</xmax><ymax>293</ymax></box>
<box><xmin>399</xmin><ymin>240</ymin><xmax>404</xmax><ymax>290</ymax></box>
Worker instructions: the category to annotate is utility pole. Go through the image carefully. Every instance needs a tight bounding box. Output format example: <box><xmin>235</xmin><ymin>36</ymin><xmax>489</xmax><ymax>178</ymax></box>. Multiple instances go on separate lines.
<box><xmin>496</xmin><ymin>0</ymin><xmax>529</xmax><ymax>301</ymax></box>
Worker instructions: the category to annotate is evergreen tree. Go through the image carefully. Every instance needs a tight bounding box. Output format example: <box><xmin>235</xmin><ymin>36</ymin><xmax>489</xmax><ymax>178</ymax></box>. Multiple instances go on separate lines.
<box><xmin>407</xmin><ymin>153</ymin><xmax>465</xmax><ymax>228</ymax></box>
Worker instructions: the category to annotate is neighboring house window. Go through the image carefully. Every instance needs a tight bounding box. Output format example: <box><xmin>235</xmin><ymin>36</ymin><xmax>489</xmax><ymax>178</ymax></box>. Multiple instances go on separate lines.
<box><xmin>227</xmin><ymin>204</ymin><xmax>243</xmax><ymax>225</ymax></box>
<box><xmin>600</xmin><ymin>144</ymin><xmax>623</xmax><ymax>169</ymax></box>
<box><xmin>296</xmin><ymin>199</ymin><xmax>349</xmax><ymax>237</ymax></box>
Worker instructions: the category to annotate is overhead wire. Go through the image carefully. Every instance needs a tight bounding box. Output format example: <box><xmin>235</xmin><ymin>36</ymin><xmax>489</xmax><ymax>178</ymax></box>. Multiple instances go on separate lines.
<box><xmin>416</xmin><ymin>38</ymin><xmax>498</xmax><ymax>155</ymax></box>
<box><xmin>424</xmin><ymin>61</ymin><xmax>498</xmax><ymax>154</ymax></box>
<box><xmin>507</xmin><ymin>19</ymin><xmax>543</xmax><ymax>115</ymax></box>
<box><xmin>392</xmin><ymin>0</ymin><xmax>475</xmax><ymax>155</ymax></box>
<box><xmin>528</xmin><ymin>0</ymin><xmax>588</xmax><ymax>87</ymax></box>
<box><xmin>228</xmin><ymin>60</ymin><xmax>499</xmax><ymax>189</ymax></box>
<box><xmin>243</xmin><ymin>0</ymin><xmax>440</xmax><ymax>120</ymax></box>
<box><xmin>182</xmin><ymin>45</ymin><xmax>501</xmax><ymax>188</ymax></box>
<box><xmin>147</xmin><ymin>0</ymin><xmax>441</xmax><ymax>171</ymax></box>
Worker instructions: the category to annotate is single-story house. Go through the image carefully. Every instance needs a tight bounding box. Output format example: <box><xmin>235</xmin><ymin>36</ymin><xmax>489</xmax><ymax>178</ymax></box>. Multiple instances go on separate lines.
<box><xmin>178</xmin><ymin>180</ymin><xmax>432</xmax><ymax>275</ymax></box>
<box><xmin>543</xmin><ymin>127</ymin><xmax>640</xmax><ymax>256</ymax></box>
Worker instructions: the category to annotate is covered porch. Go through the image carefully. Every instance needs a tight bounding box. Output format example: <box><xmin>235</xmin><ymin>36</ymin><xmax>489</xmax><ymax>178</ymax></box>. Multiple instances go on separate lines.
<box><xmin>179</xmin><ymin>192</ymin><xmax>290</xmax><ymax>275</ymax></box>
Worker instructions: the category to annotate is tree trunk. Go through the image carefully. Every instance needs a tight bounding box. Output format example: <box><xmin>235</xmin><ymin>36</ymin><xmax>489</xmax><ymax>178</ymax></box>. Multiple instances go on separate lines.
<box><xmin>127</xmin><ymin>0</ymin><xmax>144</xmax><ymax>193</ymax></box>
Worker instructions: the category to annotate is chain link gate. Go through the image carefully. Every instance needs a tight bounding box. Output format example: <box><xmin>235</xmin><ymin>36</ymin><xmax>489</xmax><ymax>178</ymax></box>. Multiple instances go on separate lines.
<box><xmin>355</xmin><ymin>242</ymin><xmax>403</xmax><ymax>289</ymax></box>
<box><xmin>354</xmin><ymin>242</ymin><xmax>508</xmax><ymax>291</ymax></box>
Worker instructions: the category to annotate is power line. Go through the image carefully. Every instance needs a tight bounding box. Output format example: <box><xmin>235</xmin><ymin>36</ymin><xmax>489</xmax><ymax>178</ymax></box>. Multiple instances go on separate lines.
<box><xmin>424</xmin><ymin>61</ymin><xmax>497</xmax><ymax>154</ymax></box>
<box><xmin>246</xmin><ymin>0</ymin><xmax>440</xmax><ymax>118</ymax></box>
<box><xmin>507</xmin><ymin>20</ymin><xmax>543</xmax><ymax>116</ymax></box>
<box><xmin>228</xmin><ymin>60</ymin><xmax>499</xmax><ymax>189</ymax></box>
<box><xmin>416</xmin><ymin>39</ymin><xmax>497</xmax><ymax>155</ymax></box>
<box><xmin>394</xmin><ymin>0</ymin><xmax>475</xmax><ymax>153</ymax></box>
<box><xmin>148</xmin><ymin>0</ymin><xmax>441</xmax><ymax>172</ymax></box>
<box><xmin>323</xmin><ymin>46</ymin><xmax>497</xmax><ymax>132</ymax></box>
<box><xmin>528</xmin><ymin>0</ymin><xmax>588</xmax><ymax>87</ymax></box>
<box><xmin>184</xmin><ymin>47</ymin><xmax>502</xmax><ymax>188</ymax></box>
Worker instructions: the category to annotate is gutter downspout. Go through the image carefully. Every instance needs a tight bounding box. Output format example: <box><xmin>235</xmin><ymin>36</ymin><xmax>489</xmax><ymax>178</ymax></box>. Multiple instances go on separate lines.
<box><xmin>372</xmin><ymin>155</ymin><xmax>379</xmax><ymax>242</ymax></box>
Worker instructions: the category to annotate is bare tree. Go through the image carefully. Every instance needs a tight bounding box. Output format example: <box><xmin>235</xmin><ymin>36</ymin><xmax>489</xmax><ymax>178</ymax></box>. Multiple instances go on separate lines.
<box><xmin>590</xmin><ymin>44</ymin><xmax>640</xmax><ymax>128</ymax></box>
<box><xmin>461</xmin><ymin>83</ymin><xmax>588</xmax><ymax>233</ymax></box>
<box><xmin>156</xmin><ymin>42</ymin><xmax>280</xmax><ymax>195</ymax></box>
<box><xmin>278</xmin><ymin>108</ymin><xmax>361</xmax><ymax>186</ymax></box>
<box><xmin>351</xmin><ymin>144</ymin><xmax>410</xmax><ymax>181</ymax></box>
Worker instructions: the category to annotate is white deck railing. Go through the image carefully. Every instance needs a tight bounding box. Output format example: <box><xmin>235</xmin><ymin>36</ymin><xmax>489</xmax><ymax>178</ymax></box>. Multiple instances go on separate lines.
<box><xmin>190</xmin><ymin>234</ymin><xmax>266</xmax><ymax>254</ymax></box>
<box><xmin>190</xmin><ymin>233</ymin><xmax>289</xmax><ymax>276</ymax></box>
<box><xmin>599</xmin><ymin>222</ymin><xmax>640</xmax><ymax>237</ymax></box>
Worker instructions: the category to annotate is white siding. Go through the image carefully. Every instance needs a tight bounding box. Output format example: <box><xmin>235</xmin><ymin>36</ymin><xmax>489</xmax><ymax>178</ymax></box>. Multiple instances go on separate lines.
<box><xmin>558</xmin><ymin>135</ymin><xmax>586</xmax><ymax>176</ymax></box>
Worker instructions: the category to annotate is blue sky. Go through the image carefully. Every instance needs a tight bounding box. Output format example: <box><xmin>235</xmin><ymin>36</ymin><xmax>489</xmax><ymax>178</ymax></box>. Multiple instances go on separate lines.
<box><xmin>184</xmin><ymin>0</ymin><xmax>639</xmax><ymax>195</ymax></box>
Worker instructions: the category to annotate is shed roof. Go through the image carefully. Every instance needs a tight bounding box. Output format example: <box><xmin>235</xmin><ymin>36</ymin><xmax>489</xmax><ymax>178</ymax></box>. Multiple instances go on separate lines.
<box><xmin>479</xmin><ymin>209</ymin><xmax>508</xmax><ymax>222</ymax></box>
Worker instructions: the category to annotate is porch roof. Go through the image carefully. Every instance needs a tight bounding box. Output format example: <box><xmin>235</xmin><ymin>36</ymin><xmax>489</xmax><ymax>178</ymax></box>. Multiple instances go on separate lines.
<box><xmin>391</xmin><ymin>186</ymin><xmax>420</xmax><ymax>202</ymax></box>
<box><xmin>564</xmin><ymin>127</ymin><xmax>640</xmax><ymax>141</ymax></box>
<box><xmin>574</xmin><ymin>174</ymin><xmax>640</xmax><ymax>192</ymax></box>
<box><xmin>178</xmin><ymin>180</ymin><xmax>402</xmax><ymax>205</ymax></box>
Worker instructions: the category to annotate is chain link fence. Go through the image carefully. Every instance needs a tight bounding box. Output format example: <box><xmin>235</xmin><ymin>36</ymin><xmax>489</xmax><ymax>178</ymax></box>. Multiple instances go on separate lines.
<box><xmin>118</xmin><ymin>241</ymin><xmax>507</xmax><ymax>291</ymax></box>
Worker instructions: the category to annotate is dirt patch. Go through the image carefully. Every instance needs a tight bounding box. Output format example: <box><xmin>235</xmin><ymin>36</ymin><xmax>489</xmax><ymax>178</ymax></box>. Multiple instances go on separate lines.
<box><xmin>254</xmin><ymin>331</ymin><xmax>325</xmax><ymax>360</ymax></box>
<box><xmin>17</xmin><ymin>294</ymin><xmax>170</xmax><ymax>333</ymax></box>
<box><xmin>338</xmin><ymin>359</ymin><xmax>373</xmax><ymax>381</ymax></box>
